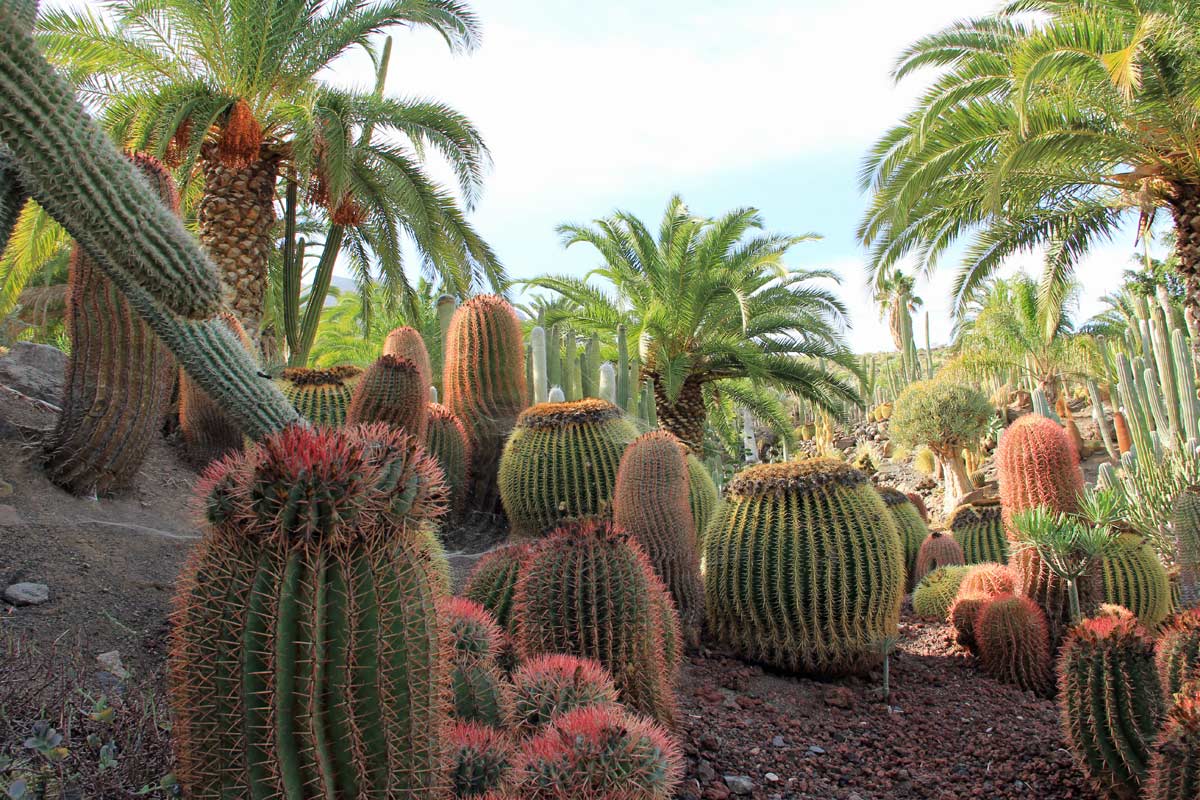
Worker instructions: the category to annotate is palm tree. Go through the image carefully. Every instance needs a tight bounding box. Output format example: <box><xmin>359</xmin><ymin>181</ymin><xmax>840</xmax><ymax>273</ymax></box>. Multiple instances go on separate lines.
<box><xmin>37</xmin><ymin>0</ymin><xmax>502</xmax><ymax>343</ymax></box>
<box><xmin>858</xmin><ymin>0</ymin><xmax>1200</xmax><ymax>361</ymax></box>
<box><xmin>524</xmin><ymin>195</ymin><xmax>860</xmax><ymax>454</ymax></box>
<box><xmin>873</xmin><ymin>269</ymin><xmax>923</xmax><ymax>379</ymax></box>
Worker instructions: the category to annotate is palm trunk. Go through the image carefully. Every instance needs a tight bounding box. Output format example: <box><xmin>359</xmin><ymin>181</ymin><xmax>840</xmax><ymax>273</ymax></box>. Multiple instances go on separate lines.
<box><xmin>197</xmin><ymin>142</ymin><xmax>282</xmax><ymax>345</ymax></box>
<box><xmin>1169</xmin><ymin>182</ymin><xmax>1200</xmax><ymax>367</ymax></box>
<box><xmin>653</xmin><ymin>375</ymin><xmax>706</xmax><ymax>454</ymax></box>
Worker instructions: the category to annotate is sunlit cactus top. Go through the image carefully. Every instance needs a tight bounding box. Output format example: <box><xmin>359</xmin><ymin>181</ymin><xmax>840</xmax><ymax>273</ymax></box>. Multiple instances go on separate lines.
<box><xmin>516</xmin><ymin>398</ymin><xmax>624</xmax><ymax>428</ymax></box>
<box><xmin>726</xmin><ymin>458</ymin><xmax>868</xmax><ymax>497</ymax></box>
<box><xmin>876</xmin><ymin>486</ymin><xmax>911</xmax><ymax>507</ymax></box>
<box><xmin>1066</xmin><ymin>605</ymin><xmax>1153</xmax><ymax>648</ymax></box>
<box><xmin>382</xmin><ymin>325</ymin><xmax>433</xmax><ymax>382</ymax></box>
<box><xmin>440</xmin><ymin>596</ymin><xmax>506</xmax><ymax>663</ymax></box>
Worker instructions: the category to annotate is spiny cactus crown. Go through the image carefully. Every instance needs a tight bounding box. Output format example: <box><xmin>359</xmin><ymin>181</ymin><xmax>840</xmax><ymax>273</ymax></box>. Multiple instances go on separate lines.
<box><xmin>280</xmin><ymin>364</ymin><xmax>362</xmax><ymax>386</ymax></box>
<box><xmin>516</xmin><ymin>398</ymin><xmax>624</xmax><ymax>429</ymax></box>
<box><xmin>441</xmin><ymin>596</ymin><xmax>506</xmax><ymax>663</ymax></box>
<box><xmin>726</xmin><ymin>458</ymin><xmax>867</xmax><ymax>497</ymax></box>
<box><xmin>876</xmin><ymin>486</ymin><xmax>912</xmax><ymax>507</ymax></box>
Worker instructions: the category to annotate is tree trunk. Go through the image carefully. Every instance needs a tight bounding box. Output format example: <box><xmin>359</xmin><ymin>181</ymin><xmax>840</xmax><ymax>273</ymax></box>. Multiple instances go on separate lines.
<box><xmin>940</xmin><ymin>450</ymin><xmax>974</xmax><ymax>518</ymax></box>
<box><xmin>1169</xmin><ymin>182</ymin><xmax>1200</xmax><ymax>368</ymax></box>
<box><xmin>653</xmin><ymin>375</ymin><xmax>707</xmax><ymax>455</ymax></box>
<box><xmin>197</xmin><ymin>143</ymin><xmax>283</xmax><ymax>346</ymax></box>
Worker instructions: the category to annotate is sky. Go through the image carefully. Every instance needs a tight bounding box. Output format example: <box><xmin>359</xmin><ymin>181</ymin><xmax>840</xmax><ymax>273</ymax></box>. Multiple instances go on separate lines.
<box><xmin>47</xmin><ymin>0</ymin><xmax>1165</xmax><ymax>353</ymax></box>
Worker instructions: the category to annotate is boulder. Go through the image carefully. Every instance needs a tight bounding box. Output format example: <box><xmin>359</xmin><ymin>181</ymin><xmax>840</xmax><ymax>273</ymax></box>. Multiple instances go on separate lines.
<box><xmin>0</xmin><ymin>342</ymin><xmax>66</xmax><ymax>404</ymax></box>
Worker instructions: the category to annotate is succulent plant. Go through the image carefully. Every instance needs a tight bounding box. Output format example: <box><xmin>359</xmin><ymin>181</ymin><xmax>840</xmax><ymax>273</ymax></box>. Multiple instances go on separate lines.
<box><xmin>1172</xmin><ymin>486</ymin><xmax>1200</xmax><ymax>610</ymax></box>
<box><xmin>508</xmin><ymin>654</ymin><xmax>620</xmax><ymax>734</ymax></box>
<box><xmin>441</xmin><ymin>596</ymin><xmax>506</xmax><ymax>664</ymax></box>
<box><xmin>975</xmin><ymin>593</ymin><xmax>1053</xmax><ymax>695</ymax></box>
<box><xmin>914</xmin><ymin>531</ymin><xmax>965</xmax><ymax>584</ymax></box>
<box><xmin>383</xmin><ymin>325</ymin><xmax>433</xmax><ymax>387</ymax></box>
<box><xmin>427</xmin><ymin>402</ymin><xmax>472</xmax><ymax>523</ymax></box>
<box><xmin>1101</xmin><ymin>532</ymin><xmax>1173</xmax><ymax>630</ymax></box>
<box><xmin>877</xmin><ymin>486</ymin><xmax>928</xmax><ymax>588</ymax></box>
<box><xmin>1144</xmin><ymin>682</ymin><xmax>1200</xmax><ymax>800</ymax></box>
<box><xmin>1157</xmin><ymin>610</ymin><xmax>1200</xmax><ymax>702</ymax></box>
<box><xmin>949</xmin><ymin>592</ymin><xmax>990</xmax><ymax>653</ymax></box>
<box><xmin>178</xmin><ymin>311</ymin><xmax>253</xmax><ymax>465</ymax></box>
<box><xmin>464</xmin><ymin>543</ymin><xmax>529</xmax><ymax>636</ymax></box>
<box><xmin>949</xmin><ymin>499</ymin><xmax>1010</xmax><ymax>565</ymax></box>
<box><xmin>912</xmin><ymin>565</ymin><xmax>971</xmax><ymax>620</ymax></box>
<box><xmin>452</xmin><ymin>659</ymin><xmax>512</xmax><ymax>727</ymax></box>
<box><xmin>1059</xmin><ymin>607</ymin><xmax>1164</xmax><ymax>799</ymax></box>
<box><xmin>959</xmin><ymin>563</ymin><xmax>1017</xmax><ymax>598</ymax></box>
<box><xmin>276</xmin><ymin>365</ymin><xmax>361</xmax><ymax>427</ymax></box>
<box><xmin>686</xmin><ymin>453</ymin><xmax>720</xmax><ymax>542</ymax></box>
<box><xmin>704</xmin><ymin>459</ymin><xmax>904</xmax><ymax>677</ymax></box>
<box><xmin>346</xmin><ymin>354</ymin><xmax>430</xmax><ymax>440</ymax></box>
<box><xmin>447</xmin><ymin>722</ymin><xmax>514</xmax><ymax>799</ymax></box>
<box><xmin>498</xmin><ymin>399</ymin><xmax>637</xmax><ymax>538</ymax></box>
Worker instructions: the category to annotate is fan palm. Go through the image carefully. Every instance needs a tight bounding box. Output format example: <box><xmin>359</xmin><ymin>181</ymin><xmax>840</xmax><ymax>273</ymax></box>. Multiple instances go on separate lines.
<box><xmin>523</xmin><ymin>195</ymin><xmax>860</xmax><ymax>454</ymax></box>
<box><xmin>36</xmin><ymin>0</ymin><xmax>502</xmax><ymax>342</ymax></box>
<box><xmin>859</xmin><ymin>0</ymin><xmax>1200</xmax><ymax>362</ymax></box>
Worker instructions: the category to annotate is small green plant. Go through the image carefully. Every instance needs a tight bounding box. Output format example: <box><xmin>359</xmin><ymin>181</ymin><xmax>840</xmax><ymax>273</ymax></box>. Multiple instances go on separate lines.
<box><xmin>1010</xmin><ymin>501</ymin><xmax>1117</xmax><ymax>625</ymax></box>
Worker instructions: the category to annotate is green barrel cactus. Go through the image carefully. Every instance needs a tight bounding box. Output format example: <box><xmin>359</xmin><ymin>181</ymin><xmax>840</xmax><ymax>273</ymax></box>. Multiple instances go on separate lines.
<box><xmin>1172</xmin><ymin>486</ymin><xmax>1200</xmax><ymax>610</ymax></box>
<box><xmin>704</xmin><ymin>459</ymin><xmax>905</xmax><ymax>677</ymax></box>
<box><xmin>276</xmin><ymin>365</ymin><xmax>361</xmax><ymax>427</ymax></box>
<box><xmin>43</xmin><ymin>154</ymin><xmax>176</xmax><ymax>495</ymax></box>
<box><xmin>464</xmin><ymin>543</ymin><xmax>529</xmax><ymax>636</ymax></box>
<box><xmin>1157</xmin><ymin>610</ymin><xmax>1200</xmax><ymax>701</ymax></box>
<box><xmin>513</xmin><ymin>518</ymin><xmax>679</xmax><ymax>727</ymax></box>
<box><xmin>976</xmin><ymin>593</ymin><xmax>1053</xmax><ymax>695</ymax></box>
<box><xmin>1102</xmin><ymin>532</ymin><xmax>1173</xmax><ymax>630</ymax></box>
<box><xmin>1059</xmin><ymin>607</ymin><xmax>1164</xmax><ymax>799</ymax></box>
<box><xmin>178</xmin><ymin>311</ymin><xmax>253</xmax><ymax>465</ymax></box>
<box><xmin>427</xmin><ymin>402</ymin><xmax>471</xmax><ymax>523</ymax></box>
<box><xmin>498</xmin><ymin>399</ymin><xmax>637</xmax><ymax>538</ymax></box>
<box><xmin>1145</xmin><ymin>684</ymin><xmax>1200</xmax><ymax>800</ymax></box>
<box><xmin>949</xmin><ymin>498</ymin><xmax>1010</xmax><ymax>565</ymax></box>
<box><xmin>913</xmin><ymin>565</ymin><xmax>971</xmax><ymax>620</ymax></box>
<box><xmin>346</xmin><ymin>354</ymin><xmax>430</xmax><ymax>440</ymax></box>
<box><xmin>447</xmin><ymin>722</ymin><xmax>513</xmax><ymax>798</ymax></box>
<box><xmin>508</xmin><ymin>654</ymin><xmax>620</xmax><ymax>734</ymax></box>
<box><xmin>686</xmin><ymin>453</ymin><xmax>720</xmax><ymax>541</ymax></box>
<box><xmin>877</xmin><ymin>486</ymin><xmax>928</xmax><ymax>588</ymax></box>
<box><xmin>169</xmin><ymin>424</ymin><xmax>451</xmax><ymax>798</ymax></box>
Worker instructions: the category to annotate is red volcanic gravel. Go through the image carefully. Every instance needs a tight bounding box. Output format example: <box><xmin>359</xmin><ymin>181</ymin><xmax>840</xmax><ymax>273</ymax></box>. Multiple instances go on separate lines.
<box><xmin>676</xmin><ymin>614</ymin><xmax>1089</xmax><ymax>800</ymax></box>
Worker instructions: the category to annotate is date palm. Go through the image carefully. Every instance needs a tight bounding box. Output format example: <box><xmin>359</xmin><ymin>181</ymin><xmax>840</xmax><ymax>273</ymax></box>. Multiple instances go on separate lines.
<box><xmin>859</xmin><ymin>0</ymin><xmax>1200</xmax><ymax>361</ymax></box>
<box><xmin>524</xmin><ymin>195</ymin><xmax>860</xmax><ymax>454</ymax></box>
<box><xmin>37</xmin><ymin>0</ymin><xmax>501</xmax><ymax>342</ymax></box>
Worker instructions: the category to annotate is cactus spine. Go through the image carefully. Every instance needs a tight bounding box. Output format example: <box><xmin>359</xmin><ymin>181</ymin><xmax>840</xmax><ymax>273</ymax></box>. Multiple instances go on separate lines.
<box><xmin>1172</xmin><ymin>486</ymin><xmax>1200</xmax><ymax>610</ymax></box>
<box><xmin>976</xmin><ymin>593</ymin><xmax>1053</xmax><ymax>695</ymax></box>
<box><xmin>1059</xmin><ymin>608</ymin><xmax>1164</xmax><ymax>799</ymax></box>
<box><xmin>1101</xmin><ymin>532</ymin><xmax>1173</xmax><ymax>629</ymax></box>
<box><xmin>276</xmin><ymin>365</ymin><xmax>361</xmax><ymax>427</ymax></box>
<box><xmin>427</xmin><ymin>402</ymin><xmax>472</xmax><ymax>523</ymax></box>
<box><xmin>686</xmin><ymin>452</ymin><xmax>720</xmax><ymax>543</ymax></box>
<box><xmin>498</xmin><ymin>399</ymin><xmax>637</xmax><ymax>539</ymax></box>
<box><xmin>704</xmin><ymin>459</ymin><xmax>904</xmax><ymax>676</ymax></box>
<box><xmin>949</xmin><ymin>498</ymin><xmax>1010</xmax><ymax>565</ymax></box>
<box><xmin>44</xmin><ymin>154</ymin><xmax>177</xmax><ymax>494</ymax></box>
<box><xmin>1157</xmin><ymin>610</ymin><xmax>1200</xmax><ymax>701</ymax></box>
<box><xmin>347</xmin><ymin>354</ymin><xmax>431</xmax><ymax>440</ymax></box>
<box><xmin>614</xmin><ymin>430</ymin><xmax>704</xmax><ymax>643</ymax></box>
<box><xmin>877</xmin><ymin>486</ymin><xmax>928</xmax><ymax>588</ymax></box>
<box><xmin>1145</xmin><ymin>685</ymin><xmax>1200</xmax><ymax>800</ymax></box>
<box><xmin>443</xmin><ymin>295</ymin><xmax>528</xmax><ymax>517</ymax></box>
<box><xmin>169</xmin><ymin>425</ymin><xmax>451</xmax><ymax>798</ymax></box>
<box><xmin>178</xmin><ymin>311</ymin><xmax>253</xmax><ymax>465</ymax></box>
<box><xmin>914</xmin><ymin>531</ymin><xmax>965</xmax><ymax>584</ymax></box>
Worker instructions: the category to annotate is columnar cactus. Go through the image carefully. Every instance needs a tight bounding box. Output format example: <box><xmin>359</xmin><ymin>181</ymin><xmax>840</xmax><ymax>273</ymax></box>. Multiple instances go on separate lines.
<box><xmin>1145</xmin><ymin>684</ymin><xmax>1200</xmax><ymax>800</ymax></box>
<box><xmin>950</xmin><ymin>592</ymin><xmax>990</xmax><ymax>653</ymax></box>
<box><xmin>447</xmin><ymin>722</ymin><xmax>513</xmax><ymax>798</ymax></box>
<box><xmin>614</xmin><ymin>430</ymin><xmax>704</xmax><ymax>643</ymax></box>
<box><xmin>686</xmin><ymin>453</ymin><xmax>720</xmax><ymax>541</ymax></box>
<box><xmin>427</xmin><ymin>402</ymin><xmax>472</xmax><ymax>523</ymax></box>
<box><xmin>976</xmin><ymin>594</ymin><xmax>1053</xmax><ymax>695</ymax></box>
<box><xmin>1101</xmin><ymin>532</ymin><xmax>1173</xmax><ymax>630</ymax></box>
<box><xmin>169</xmin><ymin>424</ymin><xmax>451</xmax><ymax>797</ymax></box>
<box><xmin>877</xmin><ymin>486</ymin><xmax>928</xmax><ymax>588</ymax></box>
<box><xmin>949</xmin><ymin>498</ymin><xmax>1010</xmax><ymax>565</ymax></box>
<box><xmin>464</xmin><ymin>543</ymin><xmax>528</xmax><ymax>636</ymax></box>
<box><xmin>913</xmin><ymin>565</ymin><xmax>971</xmax><ymax>620</ymax></box>
<box><xmin>508</xmin><ymin>705</ymin><xmax>682</xmax><ymax>800</ymax></box>
<box><xmin>44</xmin><ymin>154</ymin><xmax>177</xmax><ymax>494</ymax></box>
<box><xmin>1157</xmin><ymin>610</ymin><xmax>1200</xmax><ymax>701</ymax></box>
<box><xmin>276</xmin><ymin>365</ymin><xmax>361</xmax><ymax>427</ymax></box>
<box><xmin>914</xmin><ymin>531</ymin><xmax>965</xmax><ymax>584</ymax></box>
<box><xmin>508</xmin><ymin>655</ymin><xmax>620</xmax><ymax>734</ymax></box>
<box><xmin>498</xmin><ymin>399</ymin><xmax>637</xmax><ymax>538</ymax></box>
<box><xmin>704</xmin><ymin>459</ymin><xmax>905</xmax><ymax>677</ymax></box>
<box><xmin>347</xmin><ymin>354</ymin><xmax>430</xmax><ymax>440</ymax></box>
<box><xmin>383</xmin><ymin>325</ymin><xmax>433</xmax><ymax>387</ymax></box>
<box><xmin>178</xmin><ymin>311</ymin><xmax>253</xmax><ymax>465</ymax></box>
<box><xmin>1172</xmin><ymin>486</ymin><xmax>1200</xmax><ymax>610</ymax></box>
<box><xmin>1059</xmin><ymin>607</ymin><xmax>1164</xmax><ymax>799</ymax></box>
<box><xmin>443</xmin><ymin>295</ymin><xmax>528</xmax><ymax>517</ymax></box>
<box><xmin>512</xmin><ymin>519</ymin><xmax>679</xmax><ymax>726</ymax></box>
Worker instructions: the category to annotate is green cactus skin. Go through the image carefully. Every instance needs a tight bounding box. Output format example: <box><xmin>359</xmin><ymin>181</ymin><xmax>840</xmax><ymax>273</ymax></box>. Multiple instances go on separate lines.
<box><xmin>877</xmin><ymin>486</ymin><xmax>928</xmax><ymax>589</ymax></box>
<box><xmin>704</xmin><ymin>459</ymin><xmax>905</xmax><ymax>677</ymax></box>
<box><xmin>949</xmin><ymin>499</ymin><xmax>1010</xmax><ymax>565</ymax></box>
<box><xmin>347</xmin><ymin>354</ymin><xmax>430</xmax><ymax>440</ymax></box>
<box><xmin>508</xmin><ymin>654</ymin><xmax>620</xmax><ymax>734</ymax></box>
<box><xmin>1145</xmin><ymin>685</ymin><xmax>1200</xmax><ymax>800</ymax></box>
<box><xmin>513</xmin><ymin>518</ymin><xmax>680</xmax><ymax>727</ymax></box>
<box><xmin>976</xmin><ymin>594</ymin><xmax>1053</xmax><ymax>696</ymax></box>
<box><xmin>169</xmin><ymin>425</ymin><xmax>451</xmax><ymax>798</ymax></box>
<box><xmin>43</xmin><ymin>154</ymin><xmax>176</xmax><ymax>495</ymax></box>
<box><xmin>1059</xmin><ymin>608</ymin><xmax>1164</xmax><ymax>799</ymax></box>
<box><xmin>1172</xmin><ymin>486</ymin><xmax>1200</xmax><ymax>610</ymax></box>
<box><xmin>452</xmin><ymin>660</ymin><xmax>512</xmax><ymax>727</ymax></box>
<box><xmin>442</xmin><ymin>596</ymin><xmax>505</xmax><ymax>663</ymax></box>
<box><xmin>1102</xmin><ymin>532</ymin><xmax>1174</xmax><ymax>630</ymax></box>
<box><xmin>949</xmin><ymin>592</ymin><xmax>990</xmax><ymax>653</ymax></box>
<box><xmin>447</xmin><ymin>722</ymin><xmax>514</xmax><ymax>798</ymax></box>
<box><xmin>914</xmin><ymin>531</ymin><xmax>965</xmax><ymax>585</ymax></box>
<box><xmin>614</xmin><ymin>430</ymin><xmax>704</xmax><ymax>644</ymax></box>
<box><xmin>178</xmin><ymin>311</ymin><xmax>253</xmax><ymax>465</ymax></box>
<box><xmin>0</xmin><ymin>148</ymin><xmax>28</xmax><ymax>252</ymax></box>
<box><xmin>443</xmin><ymin>295</ymin><xmax>528</xmax><ymax>517</ymax></box>
<box><xmin>427</xmin><ymin>402</ymin><xmax>471</xmax><ymax>523</ymax></box>
<box><xmin>1157</xmin><ymin>611</ymin><xmax>1200</xmax><ymax>702</ymax></box>
<box><xmin>464</xmin><ymin>543</ymin><xmax>529</xmax><ymax>636</ymax></box>
<box><xmin>498</xmin><ymin>399</ymin><xmax>637</xmax><ymax>539</ymax></box>
<box><xmin>508</xmin><ymin>705</ymin><xmax>683</xmax><ymax>800</ymax></box>
<box><xmin>687</xmin><ymin>452</ymin><xmax>720</xmax><ymax>543</ymax></box>
<box><xmin>276</xmin><ymin>365</ymin><xmax>361</xmax><ymax>427</ymax></box>
<box><xmin>383</xmin><ymin>325</ymin><xmax>433</xmax><ymax>388</ymax></box>
<box><xmin>912</xmin><ymin>565</ymin><xmax>971</xmax><ymax>620</ymax></box>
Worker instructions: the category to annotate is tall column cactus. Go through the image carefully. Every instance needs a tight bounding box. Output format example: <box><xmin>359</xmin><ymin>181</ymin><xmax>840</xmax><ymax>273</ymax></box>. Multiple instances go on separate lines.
<box><xmin>169</xmin><ymin>424</ymin><xmax>451</xmax><ymax>798</ymax></box>
<box><xmin>443</xmin><ymin>295</ymin><xmax>528</xmax><ymax>518</ymax></box>
<box><xmin>704</xmin><ymin>459</ymin><xmax>905</xmax><ymax>676</ymax></box>
<box><xmin>1173</xmin><ymin>486</ymin><xmax>1200</xmax><ymax>610</ymax></box>
<box><xmin>43</xmin><ymin>154</ymin><xmax>177</xmax><ymax>494</ymax></box>
<box><xmin>347</xmin><ymin>354</ymin><xmax>431</xmax><ymax>440</ymax></box>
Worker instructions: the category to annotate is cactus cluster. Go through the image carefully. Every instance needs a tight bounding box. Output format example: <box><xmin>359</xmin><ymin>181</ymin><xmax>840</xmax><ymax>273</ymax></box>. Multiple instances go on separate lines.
<box><xmin>498</xmin><ymin>399</ymin><xmax>636</xmax><ymax>538</ymax></box>
<box><xmin>169</xmin><ymin>424</ymin><xmax>451</xmax><ymax>797</ymax></box>
<box><xmin>877</xmin><ymin>486</ymin><xmax>928</xmax><ymax>588</ymax></box>
<box><xmin>1145</xmin><ymin>683</ymin><xmax>1200</xmax><ymax>800</ymax></box>
<box><xmin>1059</xmin><ymin>607</ymin><xmax>1164</xmax><ymax>799</ymax></box>
<box><xmin>704</xmin><ymin>459</ymin><xmax>904</xmax><ymax>677</ymax></box>
<box><xmin>914</xmin><ymin>531</ymin><xmax>965</xmax><ymax>584</ymax></box>
<box><xmin>1101</xmin><ymin>532</ymin><xmax>1173</xmax><ymax>630</ymax></box>
<box><xmin>1157</xmin><ymin>610</ymin><xmax>1200</xmax><ymax>701</ymax></box>
<box><xmin>427</xmin><ymin>402</ymin><xmax>472</xmax><ymax>523</ymax></box>
<box><xmin>949</xmin><ymin>498</ymin><xmax>1010</xmax><ymax>565</ymax></box>
<box><xmin>276</xmin><ymin>365</ymin><xmax>361</xmax><ymax>427</ymax></box>
<box><xmin>441</xmin><ymin>598</ymin><xmax>511</xmax><ymax>728</ymax></box>
<box><xmin>1173</xmin><ymin>486</ymin><xmax>1200</xmax><ymax>610</ymax></box>
<box><xmin>976</xmin><ymin>593</ymin><xmax>1053</xmax><ymax>695</ymax></box>
<box><xmin>509</xmin><ymin>654</ymin><xmax>620</xmax><ymax>734</ymax></box>
<box><xmin>913</xmin><ymin>565</ymin><xmax>971</xmax><ymax>620</ymax></box>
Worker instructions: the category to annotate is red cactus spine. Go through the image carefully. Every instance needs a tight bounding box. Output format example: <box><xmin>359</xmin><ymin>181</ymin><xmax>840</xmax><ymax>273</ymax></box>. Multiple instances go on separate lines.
<box><xmin>383</xmin><ymin>325</ymin><xmax>433</xmax><ymax>387</ymax></box>
<box><xmin>447</xmin><ymin>722</ymin><xmax>514</xmax><ymax>798</ymax></box>
<box><xmin>44</xmin><ymin>154</ymin><xmax>177</xmax><ymax>494</ymax></box>
<box><xmin>346</xmin><ymin>354</ymin><xmax>430</xmax><ymax>440</ymax></box>
<box><xmin>427</xmin><ymin>402</ymin><xmax>472</xmax><ymax>523</ymax></box>
<box><xmin>1144</xmin><ymin>682</ymin><xmax>1200</xmax><ymax>800</ymax></box>
<box><xmin>913</xmin><ymin>531</ymin><xmax>965</xmax><ymax>584</ymax></box>
<box><xmin>975</xmin><ymin>593</ymin><xmax>1053</xmax><ymax>695</ymax></box>
<box><xmin>508</xmin><ymin>654</ymin><xmax>620</xmax><ymax>734</ymax></box>
<box><xmin>1157</xmin><ymin>610</ymin><xmax>1200</xmax><ymax>702</ymax></box>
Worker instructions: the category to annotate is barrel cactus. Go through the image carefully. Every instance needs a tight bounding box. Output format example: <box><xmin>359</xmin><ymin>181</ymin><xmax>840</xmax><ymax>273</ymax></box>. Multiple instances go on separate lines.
<box><xmin>427</xmin><ymin>402</ymin><xmax>471</xmax><ymax>523</ymax></box>
<box><xmin>1144</xmin><ymin>682</ymin><xmax>1200</xmax><ymax>800</ymax></box>
<box><xmin>509</xmin><ymin>654</ymin><xmax>620</xmax><ymax>734</ymax></box>
<box><xmin>1101</xmin><ymin>532</ymin><xmax>1173</xmax><ymax>630</ymax></box>
<box><xmin>464</xmin><ymin>543</ymin><xmax>528</xmax><ymax>636</ymax></box>
<box><xmin>877</xmin><ymin>486</ymin><xmax>927</xmax><ymax>589</ymax></box>
<box><xmin>383</xmin><ymin>325</ymin><xmax>433</xmax><ymax>387</ymax></box>
<box><xmin>512</xmin><ymin>518</ymin><xmax>679</xmax><ymax>727</ymax></box>
<box><xmin>950</xmin><ymin>592</ymin><xmax>990</xmax><ymax>653</ymax></box>
<box><xmin>1157</xmin><ymin>610</ymin><xmax>1200</xmax><ymax>701</ymax></box>
<box><xmin>447</xmin><ymin>722</ymin><xmax>513</xmax><ymax>798</ymax></box>
<box><xmin>276</xmin><ymin>365</ymin><xmax>361</xmax><ymax>427</ymax></box>
<box><xmin>169</xmin><ymin>424</ymin><xmax>451</xmax><ymax>797</ymax></box>
<box><xmin>347</xmin><ymin>354</ymin><xmax>430</xmax><ymax>440</ymax></box>
<box><xmin>913</xmin><ymin>565</ymin><xmax>971</xmax><ymax>620</ymax></box>
<box><xmin>704</xmin><ymin>459</ymin><xmax>904</xmax><ymax>677</ymax></box>
<box><xmin>507</xmin><ymin>705</ymin><xmax>682</xmax><ymax>800</ymax></box>
<box><xmin>442</xmin><ymin>596</ymin><xmax>506</xmax><ymax>663</ymax></box>
<box><xmin>1059</xmin><ymin>607</ymin><xmax>1164</xmax><ymax>799</ymax></box>
<box><xmin>914</xmin><ymin>531</ymin><xmax>965</xmax><ymax>584</ymax></box>
<box><xmin>443</xmin><ymin>294</ymin><xmax>528</xmax><ymax>517</ymax></box>
<box><xmin>959</xmin><ymin>563</ymin><xmax>1017</xmax><ymax>598</ymax></box>
<box><xmin>686</xmin><ymin>453</ymin><xmax>720</xmax><ymax>540</ymax></box>
<box><xmin>1172</xmin><ymin>486</ymin><xmax>1200</xmax><ymax>610</ymax></box>
<box><xmin>498</xmin><ymin>399</ymin><xmax>637</xmax><ymax>538</ymax></box>
<box><xmin>976</xmin><ymin>593</ymin><xmax>1053</xmax><ymax>695</ymax></box>
<box><xmin>44</xmin><ymin>154</ymin><xmax>176</xmax><ymax>494</ymax></box>
<box><xmin>614</xmin><ymin>430</ymin><xmax>704</xmax><ymax>643</ymax></box>
<box><xmin>178</xmin><ymin>311</ymin><xmax>252</xmax><ymax>465</ymax></box>
<box><xmin>949</xmin><ymin>498</ymin><xmax>1009</xmax><ymax>565</ymax></box>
